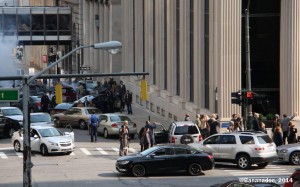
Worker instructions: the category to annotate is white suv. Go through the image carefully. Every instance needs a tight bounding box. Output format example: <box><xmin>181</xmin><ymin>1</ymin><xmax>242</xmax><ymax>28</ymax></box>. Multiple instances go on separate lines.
<box><xmin>168</xmin><ymin>121</ymin><xmax>202</xmax><ymax>144</ymax></box>
<box><xmin>189</xmin><ymin>131</ymin><xmax>278</xmax><ymax>169</ymax></box>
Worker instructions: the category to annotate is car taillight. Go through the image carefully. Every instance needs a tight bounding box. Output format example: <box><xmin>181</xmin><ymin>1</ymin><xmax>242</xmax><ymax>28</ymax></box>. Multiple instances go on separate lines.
<box><xmin>111</xmin><ymin>123</ymin><xmax>118</xmax><ymax>128</ymax></box>
<box><xmin>208</xmin><ymin>154</ymin><xmax>213</xmax><ymax>160</ymax></box>
<box><xmin>171</xmin><ymin>136</ymin><xmax>175</xmax><ymax>143</ymax></box>
<box><xmin>198</xmin><ymin>135</ymin><xmax>202</xmax><ymax>141</ymax></box>
<box><xmin>36</xmin><ymin>102</ymin><xmax>41</xmax><ymax>107</ymax></box>
<box><xmin>255</xmin><ymin>147</ymin><xmax>265</xmax><ymax>151</ymax></box>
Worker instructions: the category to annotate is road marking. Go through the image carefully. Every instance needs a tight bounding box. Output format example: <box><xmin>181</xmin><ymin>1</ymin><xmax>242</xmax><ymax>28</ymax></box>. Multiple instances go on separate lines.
<box><xmin>70</xmin><ymin>152</ymin><xmax>76</xmax><ymax>156</ymax></box>
<box><xmin>0</xmin><ymin>147</ymin><xmax>14</xmax><ymax>150</ymax></box>
<box><xmin>96</xmin><ymin>148</ymin><xmax>108</xmax><ymax>155</ymax></box>
<box><xmin>16</xmin><ymin>152</ymin><xmax>23</xmax><ymax>158</ymax></box>
<box><xmin>0</xmin><ymin>152</ymin><xmax>8</xmax><ymax>159</ymax></box>
<box><xmin>112</xmin><ymin>148</ymin><xmax>119</xmax><ymax>152</ymax></box>
<box><xmin>80</xmin><ymin>148</ymin><xmax>91</xmax><ymax>155</ymax></box>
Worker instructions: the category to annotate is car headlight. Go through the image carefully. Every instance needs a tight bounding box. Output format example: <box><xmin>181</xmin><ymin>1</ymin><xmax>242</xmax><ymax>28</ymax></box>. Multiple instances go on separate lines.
<box><xmin>48</xmin><ymin>141</ymin><xmax>59</xmax><ymax>146</ymax></box>
<box><xmin>280</xmin><ymin>149</ymin><xmax>288</xmax><ymax>153</ymax></box>
<box><xmin>118</xmin><ymin>161</ymin><xmax>130</xmax><ymax>165</ymax></box>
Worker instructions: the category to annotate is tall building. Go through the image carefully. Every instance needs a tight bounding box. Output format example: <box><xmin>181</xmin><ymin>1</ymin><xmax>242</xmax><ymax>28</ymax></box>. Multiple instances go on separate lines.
<box><xmin>121</xmin><ymin>0</ymin><xmax>300</xmax><ymax>120</ymax></box>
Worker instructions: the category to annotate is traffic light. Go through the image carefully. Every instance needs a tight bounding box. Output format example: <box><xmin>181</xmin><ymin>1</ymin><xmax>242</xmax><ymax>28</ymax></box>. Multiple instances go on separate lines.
<box><xmin>245</xmin><ymin>91</ymin><xmax>253</xmax><ymax>105</ymax></box>
<box><xmin>231</xmin><ymin>91</ymin><xmax>242</xmax><ymax>105</ymax></box>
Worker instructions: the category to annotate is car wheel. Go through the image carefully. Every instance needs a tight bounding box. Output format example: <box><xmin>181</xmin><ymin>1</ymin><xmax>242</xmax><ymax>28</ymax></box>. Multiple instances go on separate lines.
<box><xmin>237</xmin><ymin>154</ymin><xmax>251</xmax><ymax>169</ymax></box>
<box><xmin>132</xmin><ymin>164</ymin><xmax>146</xmax><ymax>177</ymax></box>
<box><xmin>14</xmin><ymin>141</ymin><xmax>21</xmax><ymax>152</ymax></box>
<box><xmin>54</xmin><ymin>118</ymin><xmax>61</xmax><ymax>127</ymax></box>
<box><xmin>188</xmin><ymin>163</ymin><xmax>202</xmax><ymax>176</ymax></box>
<box><xmin>180</xmin><ymin>135</ymin><xmax>194</xmax><ymax>144</ymax></box>
<box><xmin>7</xmin><ymin>127</ymin><xmax>16</xmax><ymax>138</ymax></box>
<box><xmin>79</xmin><ymin>120</ymin><xmax>86</xmax><ymax>130</ymax></box>
<box><xmin>289</xmin><ymin>151</ymin><xmax>300</xmax><ymax>165</ymax></box>
<box><xmin>40</xmin><ymin>144</ymin><xmax>48</xmax><ymax>156</ymax></box>
<box><xmin>104</xmin><ymin>129</ymin><xmax>109</xmax><ymax>139</ymax></box>
<box><xmin>257</xmin><ymin>162</ymin><xmax>268</xmax><ymax>168</ymax></box>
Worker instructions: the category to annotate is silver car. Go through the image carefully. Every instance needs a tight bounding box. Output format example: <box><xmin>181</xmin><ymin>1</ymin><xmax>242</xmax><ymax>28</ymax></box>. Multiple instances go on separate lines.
<box><xmin>276</xmin><ymin>143</ymin><xmax>300</xmax><ymax>165</ymax></box>
<box><xmin>97</xmin><ymin>113</ymin><xmax>137</xmax><ymax>139</ymax></box>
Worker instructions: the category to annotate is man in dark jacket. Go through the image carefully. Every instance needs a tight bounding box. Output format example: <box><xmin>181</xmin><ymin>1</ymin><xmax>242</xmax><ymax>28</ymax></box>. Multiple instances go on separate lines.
<box><xmin>252</xmin><ymin>113</ymin><xmax>261</xmax><ymax>131</ymax></box>
<box><xmin>125</xmin><ymin>90</ymin><xmax>133</xmax><ymax>114</ymax></box>
<box><xmin>41</xmin><ymin>92</ymin><xmax>50</xmax><ymax>113</ymax></box>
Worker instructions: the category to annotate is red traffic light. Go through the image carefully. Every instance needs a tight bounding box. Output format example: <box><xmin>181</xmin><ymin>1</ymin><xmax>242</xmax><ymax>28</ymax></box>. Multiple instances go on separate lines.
<box><xmin>246</xmin><ymin>91</ymin><xmax>253</xmax><ymax>98</ymax></box>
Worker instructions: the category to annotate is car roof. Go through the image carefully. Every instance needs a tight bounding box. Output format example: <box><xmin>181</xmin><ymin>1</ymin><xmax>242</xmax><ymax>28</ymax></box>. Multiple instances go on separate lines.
<box><xmin>0</xmin><ymin>107</ymin><xmax>20</xmax><ymax>109</ymax></box>
<box><xmin>30</xmin><ymin>112</ymin><xmax>50</xmax><ymax>116</ymax></box>
<box><xmin>172</xmin><ymin>121</ymin><xmax>196</xmax><ymax>126</ymax></box>
<box><xmin>31</xmin><ymin>126</ymin><xmax>55</xmax><ymax>130</ymax></box>
<box><xmin>154</xmin><ymin>144</ymin><xmax>196</xmax><ymax>149</ymax></box>
<box><xmin>223</xmin><ymin>131</ymin><xmax>267</xmax><ymax>135</ymax></box>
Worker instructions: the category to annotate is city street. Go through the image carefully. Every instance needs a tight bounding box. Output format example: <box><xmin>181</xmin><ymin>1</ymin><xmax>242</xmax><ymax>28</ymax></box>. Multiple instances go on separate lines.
<box><xmin>0</xmin><ymin>122</ymin><xmax>296</xmax><ymax>187</ymax></box>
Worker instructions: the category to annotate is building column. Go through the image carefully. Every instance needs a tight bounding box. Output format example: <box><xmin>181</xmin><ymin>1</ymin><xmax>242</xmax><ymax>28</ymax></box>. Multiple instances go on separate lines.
<box><xmin>210</xmin><ymin>0</ymin><xmax>241</xmax><ymax>118</ymax></box>
<box><xmin>280</xmin><ymin>0</ymin><xmax>300</xmax><ymax>115</ymax></box>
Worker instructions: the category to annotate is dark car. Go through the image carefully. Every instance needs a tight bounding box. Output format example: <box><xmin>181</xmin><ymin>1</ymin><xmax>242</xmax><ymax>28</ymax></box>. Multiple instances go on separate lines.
<box><xmin>92</xmin><ymin>94</ymin><xmax>121</xmax><ymax>113</ymax></box>
<box><xmin>211</xmin><ymin>180</ymin><xmax>281</xmax><ymax>187</ymax></box>
<box><xmin>10</xmin><ymin>96</ymin><xmax>41</xmax><ymax>113</ymax></box>
<box><xmin>0</xmin><ymin>116</ymin><xmax>21</xmax><ymax>138</ymax></box>
<box><xmin>153</xmin><ymin>123</ymin><xmax>169</xmax><ymax>144</ymax></box>
<box><xmin>50</xmin><ymin>103</ymin><xmax>74</xmax><ymax>115</ymax></box>
<box><xmin>115</xmin><ymin>144</ymin><xmax>214</xmax><ymax>177</ymax></box>
<box><xmin>283</xmin><ymin>168</ymin><xmax>300</xmax><ymax>187</ymax></box>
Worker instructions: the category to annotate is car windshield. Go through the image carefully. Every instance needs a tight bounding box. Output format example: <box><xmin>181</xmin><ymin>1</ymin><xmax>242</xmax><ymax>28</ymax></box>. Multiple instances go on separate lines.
<box><xmin>139</xmin><ymin>146</ymin><xmax>159</xmax><ymax>156</ymax></box>
<box><xmin>110</xmin><ymin>115</ymin><xmax>132</xmax><ymax>122</ymax></box>
<box><xmin>31</xmin><ymin>114</ymin><xmax>51</xmax><ymax>123</ymax></box>
<box><xmin>55</xmin><ymin>103</ymin><xmax>73</xmax><ymax>110</ymax></box>
<box><xmin>174</xmin><ymin>125</ymin><xmax>199</xmax><ymax>135</ymax></box>
<box><xmin>257</xmin><ymin>135</ymin><xmax>273</xmax><ymax>144</ymax></box>
<box><xmin>38</xmin><ymin>128</ymin><xmax>63</xmax><ymax>137</ymax></box>
<box><xmin>2</xmin><ymin>108</ymin><xmax>23</xmax><ymax>116</ymax></box>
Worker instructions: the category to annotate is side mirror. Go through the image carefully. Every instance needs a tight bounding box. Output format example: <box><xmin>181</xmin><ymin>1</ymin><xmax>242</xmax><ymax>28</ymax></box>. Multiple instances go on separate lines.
<box><xmin>33</xmin><ymin>135</ymin><xmax>39</xmax><ymax>139</ymax></box>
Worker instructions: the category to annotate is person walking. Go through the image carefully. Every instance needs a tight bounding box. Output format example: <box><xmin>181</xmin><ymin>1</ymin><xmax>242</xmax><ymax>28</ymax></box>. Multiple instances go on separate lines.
<box><xmin>281</xmin><ymin>113</ymin><xmax>297</xmax><ymax>144</ymax></box>
<box><xmin>209</xmin><ymin>114</ymin><xmax>220</xmax><ymax>135</ymax></box>
<box><xmin>89</xmin><ymin>111</ymin><xmax>99</xmax><ymax>142</ymax></box>
<box><xmin>119</xmin><ymin>121</ymin><xmax>130</xmax><ymax>156</ymax></box>
<box><xmin>252</xmin><ymin>113</ymin><xmax>261</xmax><ymax>131</ymax></box>
<box><xmin>41</xmin><ymin>91</ymin><xmax>50</xmax><ymax>113</ymax></box>
<box><xmin>272</xmin><ymin>114</ymin><xmax>280</xmax><ymax>133</ymax></box>
<box><xmin>119</xmin><ymin>81</ymin><xmax>126</xmax><ymax>112</ymax></box>
<box><xmin>288</xmin><ymin>122</ymin><xmax>298</xmax><ymax>144</ymax></box>
<box><xmin>273</xmin><ymin>126</ymin><xmax>283</xmax><ymax>146</ymax></box>
<box><xmin>124</xmin><ymin>90</ymin><xmax>133</xmax><ymax>115</ymax></box>
<box><xmin>83</xmin><ymin>97</ymin><xmax>90</xmax><ymax>107</ymax></box>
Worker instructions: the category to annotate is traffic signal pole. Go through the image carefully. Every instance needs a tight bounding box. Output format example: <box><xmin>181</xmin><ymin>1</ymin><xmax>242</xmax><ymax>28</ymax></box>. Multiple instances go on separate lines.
<box><xmin>245</xmin><ymin>0</ymin><xmax>252</xmax><ymax>130</ymax></box>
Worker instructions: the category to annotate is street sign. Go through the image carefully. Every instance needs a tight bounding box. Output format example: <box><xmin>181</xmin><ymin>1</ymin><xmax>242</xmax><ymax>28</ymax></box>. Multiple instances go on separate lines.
<box><xmin>0</xmin><ymin>88</ymin><xmax>19</xmax><ymax>102</ymax></box>
<box><xmin>80</xmin><ymin>66</ymin><xmax>91</xmax><ymax>70</ymax></box>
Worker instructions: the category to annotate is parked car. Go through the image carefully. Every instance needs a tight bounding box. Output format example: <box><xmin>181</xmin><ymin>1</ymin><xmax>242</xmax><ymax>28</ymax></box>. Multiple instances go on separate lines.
<box><xmin>276</xmin><ymin>142</ymin><xmax>300</xmax><ymax>165</ymax></box>
<box><xmin>211</xmin><ymin>180</ymin><xmax>281</xmax><ymax>187</ymax></box>
<box><xmin>189</xmin><ymin>131</ymin><xmax>278</xmax><ymax>169</ymax></box>
<box><xmin>10</xmin><ymin>96</ymin><xmax>41</xmax><ymax>113</ymax></box>
<box><xmin>168</xmin><ymin>121</ymin><xmax>202</xmax><ymax>144</ymax></box>
<box><xmin>30</xmin><ymin>113</ymin><xmax>54</xmax><ymax>127</ymax></box>
<box><xmin>92</xmin><ymin>94</ymin><xmax>121</xmax><ymax>113</ymax></box>
<box><xmin>50</xmin><ymin>103</ymin><xmax>75</xmax><ymax>115</ymax></box>
<box><xmin>62</xmin><ymin>86</ymin><xmax>77</xmax><ymax>102</ymax></box>
<box><xmin>283</xmin><ymin>168</ymin><xmax>300</xmax><ymax>187</ymax></box>
<box><xmin>0</xmin><ymin>107</ymin><xmax>23</xmax><ymax>126</ymax></box>
<box><xmin>116</xmin><ymin>144</ymin><xmax>214</xmax><ymax>177</ymax></box>
<box><xmin>0</xmin><ymin>116</ymin><xmax>21</xmax><ymax>138</ymax></box>
<box><xmin>53</xmin><ymin>107</ymin><xmax>102</xmax><ymax>129</ymax></box>
<box><xmin>97</xmin><ymin>113</ymin><xmax>137</xmax><ymax>139</ymax></box>
<box><xmin>12</xmin><ymin>126</ymin><xmax>75</xmax><ymax>156</ymax></box>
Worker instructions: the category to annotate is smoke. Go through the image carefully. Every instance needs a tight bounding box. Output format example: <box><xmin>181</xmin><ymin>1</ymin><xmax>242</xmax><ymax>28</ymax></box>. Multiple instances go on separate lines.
<box><xmin>0</xmin><ymin>38</ymin><xmax>19</xmax><ymax>87</ymax></box>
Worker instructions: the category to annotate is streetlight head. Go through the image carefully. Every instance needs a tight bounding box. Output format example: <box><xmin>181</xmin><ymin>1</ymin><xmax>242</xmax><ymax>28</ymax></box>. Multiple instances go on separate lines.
<box><xmin>107</xmin><ymin>48</ymin><xmax>120</xmax><ymax>54</ymax></box>
<box><xmin>92</xmin><ymin>41</ymin><xmax>122</xmax><ymax>50</ymax></box>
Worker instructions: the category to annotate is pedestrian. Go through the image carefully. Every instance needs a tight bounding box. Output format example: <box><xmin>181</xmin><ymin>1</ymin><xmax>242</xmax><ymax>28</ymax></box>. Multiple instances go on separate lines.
<box><xmin>145</xmin><ymin>120</ymin><xmax>157</xmax><ymax>147</ymax></box>
<box><xmin>209</xmin><ymin>114</ymin><xmax>220</xmax><ymax>135</ymax></box>
<box><xmin>124</xmin><ymin>90</ymin><xmax>133</xmax><ymax>115</ymax></box>
<box><xmin>273</xmin><ymin>126</ymin><xmax>283</xmax><ymax>146</ymax></box>
<box><xmin>89</xmin><ymin>110</ymin><xmax>99</xmax><ymax>142</ymax></box>
<box><xmin>142</xmin><ymin>127</ymin><xmax>151</xmax><ymax>151</ymax></box>
<box><xmin>288</xmin><ymin>122</ymin><xmax>298</xmax><ymax>144</ymax></box>
<box><xmin>119</xmin><ymin>121</ymin><xmax>130</xmax><ymax>156</ymax></box>
<box><xmin>119</xmin><ymin>80</ymin><xmax>126</xmax><ymax>112</ymax></box>
<box><xmin>41</xmin><ymin>91</ymin><xmax>50</xmax><ymax>113</ymax></box>
<box><xmin>195</xmin><ymin>114</ymin><xmax>201</xmax><ymax>129</ymax></box>
<box><xmin>272</xmin><ymin>114</ymin><xmax>280</xmax><ymax>133</ymax></box>
<box><xmin>233</xmin><ymin>117</ymin><xmax>243</xmax><ymax>132</ymax></box>
<box><xmin>260</xmin><ymin>122</ymin><xmax>267</xmax><ymax>134</ymax></box>
<box><xmin>138</xmin><ymin>126</ymin><xmax>145</xmax><ymax>152</ymax></box>
<box><xmin>281</xmin><ymin>113</ymin><xmax>297</xmax><ymax>144</ymax></box>
<box><xmin>200</xmin><ymin>114</ymin><xmax>210</xmax><ymax>139</ymax></box>
<box><xmin>50</xmin><ymin>93</ymin><xmax>57</xmax><ymax>108</ymax></box>
<box><xmin>184</xmin><ymin>114</ymin><xmax>190</xmax><ymax>121</ymax></box>
<box><xmin>252</xmin><ymin>113</ymin><xmax>261</xmax><ymax>131</ymax></box>
<box><xmin>83</xmin><ymin>97</ymin><xmax>90</xmax><ymax>107</ymax></box>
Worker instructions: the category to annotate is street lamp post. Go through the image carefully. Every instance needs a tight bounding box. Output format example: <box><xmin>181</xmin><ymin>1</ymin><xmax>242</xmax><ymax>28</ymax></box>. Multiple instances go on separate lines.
<box><xmin>22</xmin><ymin>41</ymin><xmax>122</xmax><ymax>187</ymax></box>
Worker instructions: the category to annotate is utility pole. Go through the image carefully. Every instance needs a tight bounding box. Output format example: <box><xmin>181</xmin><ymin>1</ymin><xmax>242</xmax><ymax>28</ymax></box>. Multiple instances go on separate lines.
<box><xmin>245</xmin><ymin>0</ymin><xmax>252</xmax><ymax>130</ymax></box>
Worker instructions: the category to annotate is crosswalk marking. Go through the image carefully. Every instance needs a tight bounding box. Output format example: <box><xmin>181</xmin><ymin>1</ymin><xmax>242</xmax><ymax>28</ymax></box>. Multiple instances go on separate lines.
<box><xmin>128</xmin><ymin>148</ymin><xmax>137</xmax><ymax>153</ymax></box>
<box><xmin>16</xmin><ymin>152</ymin><xmax>23</xmax><ymax>158</ymax></box>
<box><xmin>224</xmin><ymin>165</ymin><xmax>290</xmax><ymax>176</ymax></box>
<box><xmin>112</xmin><ymin>148</ymin><xmax>119</xmax><ymax>152</ymax></box>
<box><xmin>96</xmin><ymin>148</ymin><xmax>108</xmax><ymax>155</ymax></box>
<box><xmin>79</xmin><ymin>148</ymin><xmax>91</xmax><ymax>155</ymax></box>
<box><xmin>70</xmin><ymin>152</ymin><xmax>76</xmax><ymax>156</ymax></box>
<box><xmin>0</xmin><ymin>152</ymin><xmax>8</xmax><ymax>159</ymax></box>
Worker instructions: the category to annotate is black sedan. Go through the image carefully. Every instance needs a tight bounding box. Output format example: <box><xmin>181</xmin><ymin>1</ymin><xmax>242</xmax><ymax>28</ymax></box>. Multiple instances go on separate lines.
<box><xmin>0</xmin><ymin>116</ymin><xmax>21</xmax><ymax>138</ymax></box>
<box><xmin>115</xmin><ymin>144</ymin><xmax>214</xmax><ymax>177</ymax></box>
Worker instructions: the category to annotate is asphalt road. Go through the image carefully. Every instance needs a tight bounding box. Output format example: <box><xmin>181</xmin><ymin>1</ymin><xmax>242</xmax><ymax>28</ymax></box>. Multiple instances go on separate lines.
<box><xmin>0</xmin><ymin>126</ymin><xmax>296</xmax><ymax>187</ymax></box>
